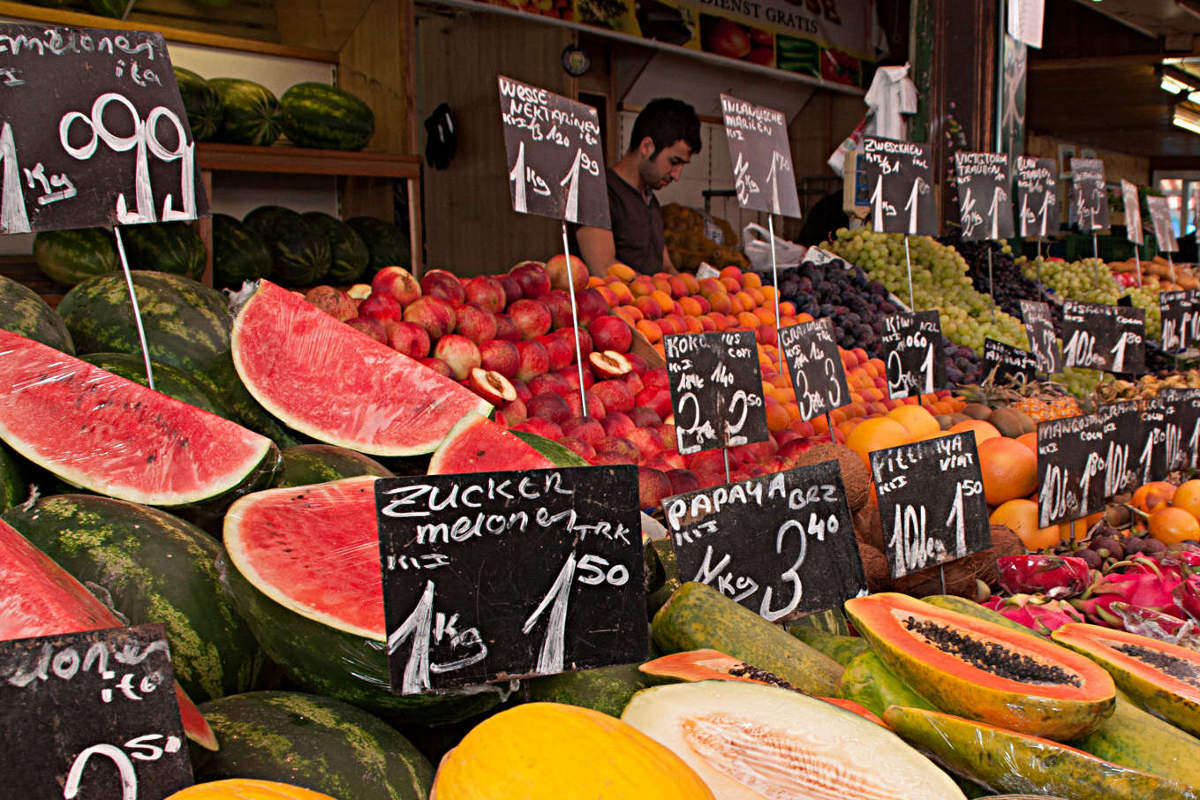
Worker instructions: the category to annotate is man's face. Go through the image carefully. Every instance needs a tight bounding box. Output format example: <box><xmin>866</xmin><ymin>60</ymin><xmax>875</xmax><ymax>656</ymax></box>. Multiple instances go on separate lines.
<box><xmin>638</xmin><ymin>138</ymin><xmax>693</xmax><ymax>191</ymax></box>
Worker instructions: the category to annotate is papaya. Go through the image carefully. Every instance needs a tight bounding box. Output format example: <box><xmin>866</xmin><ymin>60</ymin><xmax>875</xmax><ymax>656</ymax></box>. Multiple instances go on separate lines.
<box><xmin>1052</xmin><ymin>622</ymin><xmax>1200</xmax><ymax>737</ymax></box>
<box><xmin>845</xmin><ymin>593</ymin><xmax>1115</xmax><ymax>741</ymax></box>
<box><xmin>787</xmin><ymin>626</ymin><xmax>868</xmax><ymax>666</ymax></box>
<box><xmin>883</xmin><ymin>705</ymin><xmax>1197</xmax><ymax>800</ymax></box>
<box><xmin>838</xmin><ymin>649</ymin><xmax>935</xmax><ymax>719</ymax></box>
<box><xmin>1071</xmin><ymin>689</ymin><xmax>1200</xmax><ymax>789</ymax></box>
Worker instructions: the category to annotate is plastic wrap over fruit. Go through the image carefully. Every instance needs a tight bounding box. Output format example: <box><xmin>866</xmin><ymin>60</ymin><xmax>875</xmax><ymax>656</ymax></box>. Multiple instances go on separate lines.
<box><xmin>995</xmin><ymin>555</ymin><xmax>1091</xmax><ymax>599</ymax></box>
<box><xmin>982</xmin><ymin>594</ymin><xmax>1084</xmax><ymax>636</ymax></box>
<box><xmin>1110</xmin><ymin>602</ymin><xmax>1200</xmax><ymax>651</ymax></box>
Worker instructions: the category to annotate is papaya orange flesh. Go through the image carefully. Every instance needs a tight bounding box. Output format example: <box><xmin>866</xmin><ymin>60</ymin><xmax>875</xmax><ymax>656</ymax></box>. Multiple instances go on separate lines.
<box><xmin>1052</xmin><ymin>622</ymin><xmax>1200</xmax><ymax>738</ymax></box>
<box><xmin>845</xmin><ymin>593</ymin><xmax>1115</xmax><ymax>741</ymax></box>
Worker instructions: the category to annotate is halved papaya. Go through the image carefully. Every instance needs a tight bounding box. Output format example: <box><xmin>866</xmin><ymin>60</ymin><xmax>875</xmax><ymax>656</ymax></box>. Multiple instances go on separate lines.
<box><xmin>621</xmin><ymin>681</ymin><xmax>966</xmax><ymax>799</ymax></box>
<box><xmin>883</xmin><ymin>705</ymin><xmax>1195</xmax><ymax>800</ymax></box>
<box><xmin>845</xmin><ymin>593</ymin><xmax>1115</xmax><ymax>741</ymax></box>
<box><xmin>1052</xmin><ymin>622</ymin><xmax>1200</xmax><ymax>737</ymax></box>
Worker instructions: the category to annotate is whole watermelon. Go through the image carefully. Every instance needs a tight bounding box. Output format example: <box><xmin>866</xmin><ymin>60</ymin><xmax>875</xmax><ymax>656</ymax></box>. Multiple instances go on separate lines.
<box><xmin>2</xmin><ymin>494</ymin><xmax>266</xmax><ymax>701</ymax></box>
<box><xmin>193</xmin><ymin>691</ymin><xmax>433</xmax><ymax>800</ymax></box>
<box><xmin>121</xmin><ymin>221</ymin><xmax>206</xmax><ymax>280</ymax></box>
<box><xmin>213</xmin><ymin>213</ymin><xmax>272</xmax><ymax>288</ymax></box>
<box><xmin>280</xmin><ymin>83</ymin><xmax>375</xmax><ymax>151</ymax></box>
<box><xmin>274</xmin><ymin>444</ymin><xmax>392</xmax><ymax>488</ymax></box>
<box><xmin>0</xmin><ymin>274</ymin><xmax>74</xmax><ymax>353</ymax></box>
<box><xmin>243</xmin><ymin>206</ymin><xmax>329</xmax><ymax>286</ymax></box>
<box><xmin>211</xmin><ymin>78</ymin><xmax>282</xmax><ymax>146</ymax></box>
<box><xmin>81</xmin><ymin>352</ymin><xmax>232</xmax><ymax>419</ymax></box>
<box><xmin>347</xmin><ymin>216</ymin><xmax>410</xmax><ymax>270</ymax></box>
<box><xmin>301</xmin><ymin>212</ymin><xmax>369</xmax><ymax>284</ymax></box>
<box><xmin>33</xmin><ymin>227</ymin><xmax>119</xmax><ymax>287</ymax></box>
<box><xmin>0</xmin><ymin>442</ymin><xmax>25</xmax><ymax>512</ymax></box>
<box><xmin>174</xmin><ymin>66</ymin><xmax>221</xmax><ymax>142</ymax></box>
<box><xmin>87</xmin><ymin>0</ymin><xmax>123</xmax><ymax>16</ymax></box>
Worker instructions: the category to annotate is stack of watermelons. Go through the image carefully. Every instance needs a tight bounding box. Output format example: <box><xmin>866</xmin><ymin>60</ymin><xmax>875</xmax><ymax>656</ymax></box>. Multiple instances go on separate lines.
<box><xmin>33</xmin><ymin>222</ymin><xmax>205</xmax><ymax>287</ymax></box>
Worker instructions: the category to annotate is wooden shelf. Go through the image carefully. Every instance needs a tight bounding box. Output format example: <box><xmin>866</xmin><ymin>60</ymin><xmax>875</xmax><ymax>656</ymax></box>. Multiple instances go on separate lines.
<box><xmin>197</xmin><ymin>143</ymin><xmax>421</xmax><ymax>179</ymax></box>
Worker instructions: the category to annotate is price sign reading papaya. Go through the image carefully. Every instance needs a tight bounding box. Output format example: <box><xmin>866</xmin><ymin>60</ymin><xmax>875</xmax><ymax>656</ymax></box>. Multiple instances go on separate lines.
<box><xmin>664</xmin><ymin>331</ymin><xmax>769</xmax><ymax>455</ymax></box>
<box><xmin>879</xmin><ymin>310</ymin><xmax>946</xmax><ymax>399</ymax></box>
<box><xmin>0</xmin><ymin>22</ymin><xmax>207</xmax><ymax>233</ymax></box>
<box><xmin>719</xmin><ymin>94</ymin><xmax>800</xmax><ymax>218</ymax></box>
<box><xmin>1037</xmin><ymin>414</ymin><xmax>1106</xmax><ymax>527</ymax></box>
<box><xmin>778</xmin><ymin>318</ymin><xmax>850</xmax><ymax>421</ymax></box>
<box><xmin>1015</xmin><ymin>157</ymin><xmax>1059</xmax><ymax>238</ymax></box>
<box><xmin>377</xmin><ymin>466</ymin><xmax>646</xmax><ymax>693</ymax></box>
<box><xmin>855</xmin><ymin>136</ymin><xmax>937</xmax><ymax>236</ymax></box>
<box><xmin>497</xmin><ymin>75</ymin><xmax>609</xmax><ymax>228</ymax></box>
<box><xmin>954</xmin><ymin>151</ymin><xmax>1013</xmax><ymax>240</ymax></box>
<box><xmin>1020</xmin><ymin>299</ymin><xmax>1063</xmax><ymax>375</ymax></box>
<box><xmin>1068</xmin><ymin>158</ymin><xmax>1109</xmax><ymax>232</ymax></box>
<box><xmin>0</xmin><ymin>624</ymin><xmax>194</xmax><ymax>799</ymax></box>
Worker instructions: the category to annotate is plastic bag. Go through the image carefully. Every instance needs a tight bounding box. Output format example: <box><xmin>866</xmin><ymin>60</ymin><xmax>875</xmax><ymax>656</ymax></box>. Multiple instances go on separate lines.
<box><xmin>742</xmin><ymin>223</ymin><xmax>806</xmax><ymax>272</ymax></box>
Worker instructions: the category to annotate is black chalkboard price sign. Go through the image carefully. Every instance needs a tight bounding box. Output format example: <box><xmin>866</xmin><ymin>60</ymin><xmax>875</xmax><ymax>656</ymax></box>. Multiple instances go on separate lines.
<box><xmin>1037</xmin><ymin>414</ymin><xmax>1106</xmax><ymax>527</ymax></box>
<box><xmin>778</xmin><ymin>318</ymin><xmax>850</xmax><ymax>421</ymax></box>
<box><xmin>719</xmin><ymin>94</ymin><xmax>800</xmax><ymax>218</ymax></box>
<box><xmin>1158</xmin><ymin>393</ymin><xmax>1189</xmax><ymax>475</ymax></box>
<box><xmin>663</xmin><ymin>331</ymin><xmax>768</xmax><ymax>455</ymax></box>
<box><xmin>1111</xmin><ymin>306</ymin><xmax>1147</xmax><ymax>375</ymax></box>
<box><xmin>1068</xmin><ymin>158</ymin><xmax>1110</xmax><ymax>232</ymax></box>
<box><xmin>1136</xmin><ymin>398</ymin><xmax>1177</xmax><ymax>485</ymax></box>
<box><xmin>880</xmin><ymin>310</ymin><xmax>946</xmax><ymax>399</ymax></box>
<box><xmin>498</xmin><ymin>75</ymin><xmax>609</xmax><ymax>229</ymax></box>
<box><xmin>954</xmin><ymin>151</ymin><xmax>1014</xmax><ymax>240</ymax></box>
<box><xmin>376</xmin><ymin>466</ymin><xmax>646</xmax><ymax>693</ymax></box>
<box><xmin>0</xmin><ymin>23</ymin><xmax>208</xmax><ymax>233</ymax></box>
<box><xmin>855</xmin><ymin>136</ymin><xmax>937</xmax><ymax>235</ymax></box>
<box><xmin>1147</xmin><ymin>195</ymin><xmax>1179</xmax><ymax>253</ymax></box>
<box><xmin>1121</xmin><ymin>180</ymin><xmax>1144</xmax><ymax>247</ymax></box>
<box><xmin>1160</xmin><ymin>290</ymin><xmax>1195</xmax><ymax>353</ymax></box>
<box><xmin>1061</xmin><ymin>300</ymin><xmax>1143</xmax><ymax>374</ymax></box>
<box><xmin>0</xmin><ymin>624</ymin><xmax>194</xmax><ymax>800</ymax></box>
<box><xmin>869</xmin><ymin>432</ymin><xmax>992</xmax><ymax>580</ymax></box>
<box><xmin>1099</xmin><ymin>401</ymin><xmax>1139</xmax><ymax>497</ymax></box>
<box><xmin>1162</xmin><ymin>388</ymin><xmax>1200</xmax><ymax>471</ymax></box>
<box><xmin>1015</xmin><ymin>156</ymin><xmax>1059</xmax><ymax>238</ymax></box>
<box><xmin>983</xmin><ymin>338</ymin><xmax>1037</xmax><ymax>384</ymax></box>
<box><xmin>1020</xmin><ymin>299</ymin><xmax>1063</xmax><ymax>375</ymax></box>
<box><xmin>662</xmin><ymin>461</ymin><xmax>866</xmax><ymax>621</ymax></box>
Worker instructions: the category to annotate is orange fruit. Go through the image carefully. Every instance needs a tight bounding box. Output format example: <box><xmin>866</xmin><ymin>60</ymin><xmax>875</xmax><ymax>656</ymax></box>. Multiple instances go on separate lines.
<box><xmin>886</xmin><ymin>405</ymin><xmax>940</xmax><ymax>438</ymax></box>
<box><xmin>606</xmin><ymin>263</ymin><xmax>636</xmax><ymax>282</ymax></box>
<box><xmin>978</xmin><ymin>436</ymin><xmax>1038</xmax><ymax>506</ymax></box>
<box><xmin>947</xmin><ymin>419</ymin><xmax>1002</xmax><ymax>447</ymax></box>
<box><xmin>1149</xmin><ymin>506</ymin><xmax>1200</xmax><ymax>545</ymax></box>
<box><xmin>1172</xmin><ymin>479</ymin><xmax>1200</xmax><ymax>521</ymax></box>
<box><xmin>1132</xmin><ymin>481</ymin><xmax>1177</xmax><ymax>514</ymax></box>
<box><xmin>1015</xmin><ymin>432</ymin><xmax>1038</xmax><ymax>454</ymax></box>
<box><xmin>845</xmin><ymin>417</ymin><xmax>912</xmax><ymax>470</ymax></box>
<box><xmin>990</xmin><ymin>498</ymin><xmax>1059</xmax><ymax>551</ymax></box>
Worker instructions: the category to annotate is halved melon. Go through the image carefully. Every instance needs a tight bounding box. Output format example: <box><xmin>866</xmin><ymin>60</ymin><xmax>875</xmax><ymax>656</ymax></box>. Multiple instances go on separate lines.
<box><xmin>621</xmin><ymin>681</ymin><xmax>965</xmax><ymax>799</ymax></box>
<box><xmin>883</xmin><ymin>705</ymin><xmax>1194</xmax><ymax>800</ymax></box>
<box><xmin>845</xmin><ymin>593</ymin><xmax>1115</xmax><ymax>741</ymax></box>
<box><xmin>231</xmin><ymin>281</ymin><xmax>492</xmax><ymax>456</ymax></box>
<box><xmin>427</xmin><ymin>412</ymin><xmax>554</xmax><ymax>474</ymax></box>
<box><xmin>0</xmin><ymin>329</ymin><xmax>275</xmax><ymax>506</ymax></box>
<box><xmin>1052</xmin><ymin>622</ymin><xmax>1200</xmax><ymax>737</ymax></box>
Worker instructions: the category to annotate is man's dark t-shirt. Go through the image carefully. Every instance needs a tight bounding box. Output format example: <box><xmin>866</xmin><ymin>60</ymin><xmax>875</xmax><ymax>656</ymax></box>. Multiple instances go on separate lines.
<box><xmin>571</xmin><ymin>168</ymin><xmax>665</xmax><ymax>275</ymax></box>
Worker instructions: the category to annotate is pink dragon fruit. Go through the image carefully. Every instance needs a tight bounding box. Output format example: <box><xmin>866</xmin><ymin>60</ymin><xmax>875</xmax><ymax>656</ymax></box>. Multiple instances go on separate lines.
<box><xmin>995</xmin><ymin>555</ymin><xmax>1092</xmax><ymax>599</ymax></box>
<box><xmin>1072</xmin><ymin>571</ymin><xmax>1184</xmax><ymax>628</ymax></box>
<box><xmin>983</xmin><ymin>594</ymin><xmax>1085</xmax><ymax>636</ymax></box>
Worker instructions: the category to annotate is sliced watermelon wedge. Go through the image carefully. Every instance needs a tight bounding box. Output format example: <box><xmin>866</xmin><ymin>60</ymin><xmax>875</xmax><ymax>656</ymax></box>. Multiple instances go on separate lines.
<box><xmin>0</xmin><ymin>519</ymin><xmax>217</xmax><ymax>750</ymax></box>
<box><xmin>427</xmin><ymin>413</ymin><xmax>555</xmax><ymax>475</ymax></box>
<box><xmin>231</xmin><ymin>281</ymin><xmax>492</xmax><ymax>456</ymax></box>
<box><xmin>0</xmin><ymin>329</ymin><xmax>274</xmax><ymax>506</ymax></box>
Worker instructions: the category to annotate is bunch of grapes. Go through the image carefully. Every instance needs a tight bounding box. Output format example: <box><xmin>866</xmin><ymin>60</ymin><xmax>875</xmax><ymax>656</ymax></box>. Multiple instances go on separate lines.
<box><xmin>1123</xmin><ymin>284</ymin><xmax>1162</xmax><ymax>341</ymax></box>
<box><xmin>1020</xmin><ymin>256</ymin><xmax>1123</xmax><ymax>306</ymax></box>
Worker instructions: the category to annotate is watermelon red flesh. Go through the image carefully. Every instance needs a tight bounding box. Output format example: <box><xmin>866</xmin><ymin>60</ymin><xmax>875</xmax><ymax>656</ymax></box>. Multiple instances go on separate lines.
<box><xmin>224</xmin><ymin>476</ymin><xmax>383</xmax><ymax>640</ymax></box>
<box><xmin>231</xmin><ymin>281</ymin><xmax>492</xmax><ymax>456</ymax></box>
<box><xmin>0</xmin><ymin>518</ymin><xmax>217</xmax><ymax>750</ymax></box>
<box><xmin>0</xmin><ymin>329</ymin><xmax>273</xmax><ymax>506</ymax></box>
<box><xmin>427</xmin><ymin>412</ymin><xmax>554</xmax><ymax>475</ymax></box>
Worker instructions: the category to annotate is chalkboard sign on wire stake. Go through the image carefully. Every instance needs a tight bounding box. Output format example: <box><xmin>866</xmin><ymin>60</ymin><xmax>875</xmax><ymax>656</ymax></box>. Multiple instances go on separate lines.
<box><xmin>1147</xmin><ymin>194</ymin><xmax>1179</xmax><ymax>285</ymax></box>
<box><xmin>1121</xmin><ymin>179</ymin><xmax>1144</xmax><ymax>287</ymax></box>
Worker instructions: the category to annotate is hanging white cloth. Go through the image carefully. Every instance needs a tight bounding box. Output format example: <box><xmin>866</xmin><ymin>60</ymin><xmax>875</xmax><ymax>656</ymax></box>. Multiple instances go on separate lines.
<box><xmin>863</xmin><ymin>64</ymin><xmax>918</xmax><ymax>140</ymax></box>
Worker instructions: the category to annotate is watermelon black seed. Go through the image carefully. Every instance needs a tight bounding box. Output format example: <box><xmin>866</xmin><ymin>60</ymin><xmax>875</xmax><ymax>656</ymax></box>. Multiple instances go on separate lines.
<box><xmin>727</xmin><ymin>663</ymin><xmax>797</xmax><ymax>690</ymax></box>
<box><xmin>903</xmin><ymin>616</ymin><xmax>1080</xmax><ymax>686</ymax></box>
<box><xmin>1114</xmin><ymin>643</ymin><xmax>1200</xmax><ymax>689</ymax></box>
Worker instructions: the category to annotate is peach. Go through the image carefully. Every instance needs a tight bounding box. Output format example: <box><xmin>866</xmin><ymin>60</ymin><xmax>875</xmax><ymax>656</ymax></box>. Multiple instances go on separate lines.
<box><xmin>527</xmin><ymin>391</ymin><xmax>572</xmax><ymax>424</ymax></box>
<box><xmin>589</xmin><ymin>350</ymin><xmax>632</xmax><ymax>379</ymax></box>
<box><xmin>403</xmin><ymin>295</ymin><xmax>456</xmax><ymax>339</ymax></box>
<box><xmin>515</xmin><ymin>340</ymin><xmax>550</xmax><ymax>382</ymax></box>
<box><xmin>630</xmin><ymin>276</ymin><xmax>656</xmax><ymax>297</ymax></box>
<box><xmin>546</xmin><ymin>253</ymin><xmax>589</xmax><ymax>292</ymax></box>
<box><xmin>509</xmin><ymin>299</ymin><xmax>552</xmax><ymax>340</ymax></box>
<box><xmin>371</xmin><ymin>266</ymin><xmax>421</xmax><ymax>307</ymax></box>
<box><xmin>537</xmin><ymin>333</ymin><xmax>574</xmax><ymax>371</ymax></box>
<box><xmin>468</xmin><ymin>368</ymin><xmax>517</xmax><ymax>405</ymax></box>
<box><xmin>419</xmin><ymin>356</ymin><xmax>452</xmax><ymax>378</ymax></box>
<box><xmin>357</xmin><ymin>292</ymin><xmax>404</xmax><ymax>326</ymax></box>
<box><xmin>600</xmin><ymin>411</ymin><xmax>636</xmax><ymax>439</ymax></box>
<box><xmin>592</xmin><ymin>378</ymin><xmax>634</xmax><ymax>414</ymax></box>
<box><xmin>497</xmin><ymin>273</ymin><xmax>523</xmax><ymax>306</ymax></box>
<box><xmin>528</xmin><ymin>371</ymin><xmax>573</xmax><ymax>398</ymax></box>
<box><xmin>557</xmin><ymin>436</ymin><xmax>597</xmax><ymax>462</ymax></box>
<box><xmin>305</xmin><ymin>286</ymin><xmax>357</xmax><ymax>321</ymax></box>
<box><xmin>593</xmin><ymin>436</ymin><xmax>640</xmax><ymax>465</ymax></box>
<box><xmin>574</xmin><ymin>288</ymin><xmax>609</xmax><ymax>325</ymax></box>
<box><xmin>564</xmin><ymin>388</ymin><xmax>605</xmax><ymax>419</ymax></box>
<box><xmin>557</xmin><ymin>365</ymin><xmax>594</xmax><ymax>392</ymax></box>
<box><xmin>344</xmin><ymin>316</ymin><xmax>388</xmax><ymax>344</ymax></box>
<box><xmin>509</xmin><ymin>261</ymin><xmax>551</xmax><ymax>298</ymax></box>
<box><xmin>464</xmin><ymin>275</ymin><xmax>506</xmax><ymax>313</ymax></box>
<box><xmin>625</xmin><ymin>352</ymin><xmax>649</xmax><ymax>375</ymax></box>
<box><xmin>637</xmin><ymin>466</ymin><xmax>674</xmax><ymax>507</ymax></box>
<box><xmin>387</xmin><ymin>320</ymin><xmax>431</xmax><ymax>359</ymax></box>
<box><xmin>666</xmin><ymin>468</ymin><xmax>700</xmax><ymax>495</ymax></box>
<box><xmin>420</xmin><ymin>268</ymin><xmax>465</xmax><ymax>305</ymax></box>
<box><xmin>561</xmin><ymin>416</ymin><xmax>606</xmax><ymax>446</ymax></box>
<box><xmin>628</xmin><ymin>407</ymin><xmax>662</xmax><ymax>429</ymax></box>
<box><xmin>454</xmin><ymin>304</ymin><xmax>498</xmax><ymax>343</ymax></box>
<box><xmin>513</xmin><ymin>417</ymin><xmax>563</xmax><ymax>440</ymax></box>
<box><xmin>606</xmin><ymin>262</ymin><xmax>636</xmax><ymax>282</ymax></box>
<box><xmin>494</xmin><ymin>313</ymin><xmax>521</xmax><ymax>342</ymax></box>
<box><xmin>635</xmin><ymin>385</ymin><xmax>672</xmax><ymax>420</ymax></box>
<box><xmin>494</xmin><ymin>398</ymin><xmax>527</xmax><ymax>427</ymax></box>
<box><xmin>542</xmin><ymin>290</ymin><xmax>575</xmax><ymax>330</ymax></box>
<box><xmin>557</xmin><ymin>326</ymin><xmax>592</xmax><ymax>359</ymax></box>
<box><xmin>433</xmin><ymin>334</ymin><xmax>481</xmax><ymax>380</ymax></box>
<box><xmin>479</xmin><ymin>339</ymin><xmax>519</xmax><ymax>378</ymax></box>
<box><xmin>627</xmin><ymin>428</ymin><xmax>664</xmax><ymax>461</ymax></box>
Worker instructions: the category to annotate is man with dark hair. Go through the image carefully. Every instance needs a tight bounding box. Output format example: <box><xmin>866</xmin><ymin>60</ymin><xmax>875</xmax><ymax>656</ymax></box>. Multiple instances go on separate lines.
<box><xmin>576</xmin><ymin>98</ymin><xmax>701</xmax><ymax>276</ymax></box>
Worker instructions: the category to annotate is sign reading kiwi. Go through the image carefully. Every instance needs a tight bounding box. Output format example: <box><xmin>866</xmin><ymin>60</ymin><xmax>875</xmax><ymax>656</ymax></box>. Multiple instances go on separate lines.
<box><xmin>854</xmin><ymin>136</ymin><xmax>937</xmax><ymax>236</ymax></box>
<box><xmin>1014</xmin><ymin>156</ymin><xmax>1059</xmax><ymax>238</ymax></box>
<box><xmin>778</xmin><ymin>318</ymin><xmax>851</xmax><ymax>421</ymax></box>
<box><xmin>879</xmin><ymin>310</ymin><xmax>946</xmax><ymax>399</ymax></box>
<box><xmin>868</xmin><ymin>431</ymin><xmax>992</xmax><ymax>580</ymax></box>
<box><xmin>661</xmin><ymin>461</ymin><xmax>866</xmax><ymax>622</ymax></box>
<box><xmin>1020</xmin><ymin>299</ymin><xmax>1063</xmax><ymax>375</ymax></box>
<box><xmin>953</xmin><ymin>151</ymin><xmax>1013</xmax><ymax>240</ymax></box>
<box><xmin>1037</xmin><ymin>414</ymin><xmax>1106</xmax><ymax>528</ymax></box>
<box><xmin>663</xmin><ymin>331</ymin><xmax>769</xmax><ymax>455</ymax></box>
<box><xmin>983</xmin><ymin>338</ymin><xmax>1037</xmax><ymax>384</ymax></box>
<box><xmin>1068</xmin><ymin>158</ymin><xmax>1109</xmax><ymax>232</ymax></box>
<box><xmin>719</xmin><ymin>94</ymin><xmax>801</xmax><ymax>218</ymax></box>
<box><xmin>1099</xmin><ymin>402</ymin><xmax>1140</xmax><ymax>496</ymax></box>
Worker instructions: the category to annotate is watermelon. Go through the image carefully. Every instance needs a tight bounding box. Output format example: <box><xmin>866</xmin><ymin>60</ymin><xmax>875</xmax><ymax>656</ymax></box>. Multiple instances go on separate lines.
<box><xmin>213</xmin><ymin>213</ymin><xmax>272</xmax><ymax>288</ymax></box>
<box><xmin>121</xmin><ymin>221</ymin><xmax>206</xmax><ymax>280</ymax></box>
<box><xmin>2</xmin><ymin>494</ymin><xmax>265</xmax><ymax>702</ymax></box>
<box><xmin>211</xmin><ymin>78</ymin><xmax>282</xmax><ymax>146</ymax></box>
<box><xmin>427</xmin><ymin>412</ymin><xmax>554</xmax><ymax>474</ymax></box>
<box><xmin>301</xmin><ymin>212</ymin><xmax>370</xmax><ymax>284</ymax></box>
<box><xmin>81</xmin><ymin>352</ymin><xmax>232</xmax><ymax>419</ymax></box>
<box><xmin>279</xmin><ymin>83</ymin><xmax>375</xmax><ymax>151</ymax></box>
<box><xmin>347</xmin><ymin>216</ymin><xmax>410</xmax><ymax>270</ymax></box>
<box><xmin>57</xmin><ymin>270</ymin><xmax>302</xmax><ymax>448</ymax></box>
<box><xmin>0</xmin><ymin>442</ymin><xmax>25</xmax><ymax>511</ymax></box>
<box><xmin>243</xmin><ymin>206</ymin><xmax>329</xmax><ymax>286</ymax></box>
<box><xmin>231</xmin><ymin>280</ymin><xmax>492</xmax><ymax>456</ymax></box>
<box><xmin>193</xmin><ymin>691</ymin><xmax>433</xmax><ymax>799</ymax></box>
<box><xmin>222</xmin><ymin>477</ymin><xmax>506</xmax><ymax>722</ymax></box>
<box><xmin>0</xmin><ymin>329</ymin><xmax>277</xmax><ymax>507</ymax></box>
<box><xmin>0</xmin><ymin>518</ymin><xmax>217</xmax><ymax>750</ymax></box>
<box><xmin>0</xmin><ymin>274</ymin><xmax>74</xmax><ymax>353</ymax></box>
<box><xmin>174</xmin><ymin>66</ymin><xmax>221</xmax><ymax>142</ymax></box>
<box><xmin>275</xmin><ymin>444</ymin><xmax>393</xmax><ymax>488</ymax></box>
<box><xmin>512</xmin><ymin>429</ymin><xmax>591</xmax><ymax>466</ymax></box>
<box><xmin>33</xmin><ymin>227</ymin><xmax>119</xmax><ymax>286</ymax></box>
<box><xmin>87</xmin><ymin>0</ymin><xmax>124</xmax><ymax>17</ymax></box>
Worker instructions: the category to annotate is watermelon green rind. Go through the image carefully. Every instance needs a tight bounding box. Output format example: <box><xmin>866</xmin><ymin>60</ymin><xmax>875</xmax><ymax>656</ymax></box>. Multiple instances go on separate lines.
<box><xmin>301</xmin><ymin>212</ymin><xmax>370</xmax><ymax>284</ymax></box>
<box><xmin>174</xmin><ymin>66</ymin><xmax>221</xmax><ymax>142</ymax></box>
<box><xmin>347</xmin><ymin>216</ymin><xmax>410</xmax><ymax>270</ymax></box>
<box><xmin>231</xmin><ymin>281</ymin><xmax>492</xmax><ymax>456</ymax></box>
<box><xmin>244</xmin><ymin>207</ymin><xmax>330</xmax><ymax>287</ymax></box>
<box><xmin>80</xmin><ymin>352</ymin><xmax>233</xmax><ymax>420</ymax></box>
<box><xmin>121</xmin><ymin>222</ymin><xmax>206</xmax><ymax>281</ymax></box>
<box><xmin>1</xmin><ymin>494</ymin><xmax>265</xmax><ymax>702</ymax></box>
<box><xmin>274</xmin><ymin>444</ymin><xmax>393</xmax><ymax>488</ymax></box>
<box><xmin>280</xmin><ymin>82</ymin><xmax>376</xmax><ymax>151</ymax></box>
<box><xmin>33</xmin><ymin>227</ymin><xmax>119</xmax><ymax>286</ymax></box>
<box><xmin>524</xmin><ymin>662</ymin><xmax>657</xmax><ymax>718</ymax></box>
<box><xmin>0</xmin><ymin>274</ymin><xmax>74</xmax><ymax>353</ymax></box>
<box><xmin>0</xmin><ymin>442</ymin><xmax>24</xmax><ymax>512</ymax></box>
<box><xmin>213</xmin><ymin>214</ymin><xmax>272</xmax><ymax>288</ymax></box>
<box><xmin>193</xmin><ymin>691</ymin><xmax>433</xmax><ymax>799</ymax></box>
<box><xmin>211</xmin><ymin>77</ymin><xmax>282</xmax><ymax>146</ymax></box>
<box><xmin>428</xmin><ymin>413</ymin><xmax>554</xmax><ymax>475</ymax></box>
<box><xmin>510</xmin><ymin>430</ymin><xmax>590</xmax><ymax>467</ymax></box>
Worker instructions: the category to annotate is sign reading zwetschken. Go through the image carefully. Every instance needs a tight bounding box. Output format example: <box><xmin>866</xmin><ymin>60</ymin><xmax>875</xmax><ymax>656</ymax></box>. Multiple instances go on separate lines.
<box><xmin>855</xmin><ymin>136</ymin><xmax>937</xmax><ymax>236</ymax></box>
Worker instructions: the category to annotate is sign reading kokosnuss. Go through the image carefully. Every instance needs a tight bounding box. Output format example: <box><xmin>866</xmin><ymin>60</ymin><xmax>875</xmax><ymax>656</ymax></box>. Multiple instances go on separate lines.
<box><xmin>719</xmin><ymin>94</ymin><xmax>800</xmax><ymax>218</ymax></box>
<box><xmin>0</xmin><ymin>23</ymin><xmax>208</xmax><ymax>233</ymax></box>
<box><xmin>498</xmin><ymin>75</ymin><xmax>609</xmax><ymax>229</ymax></box>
